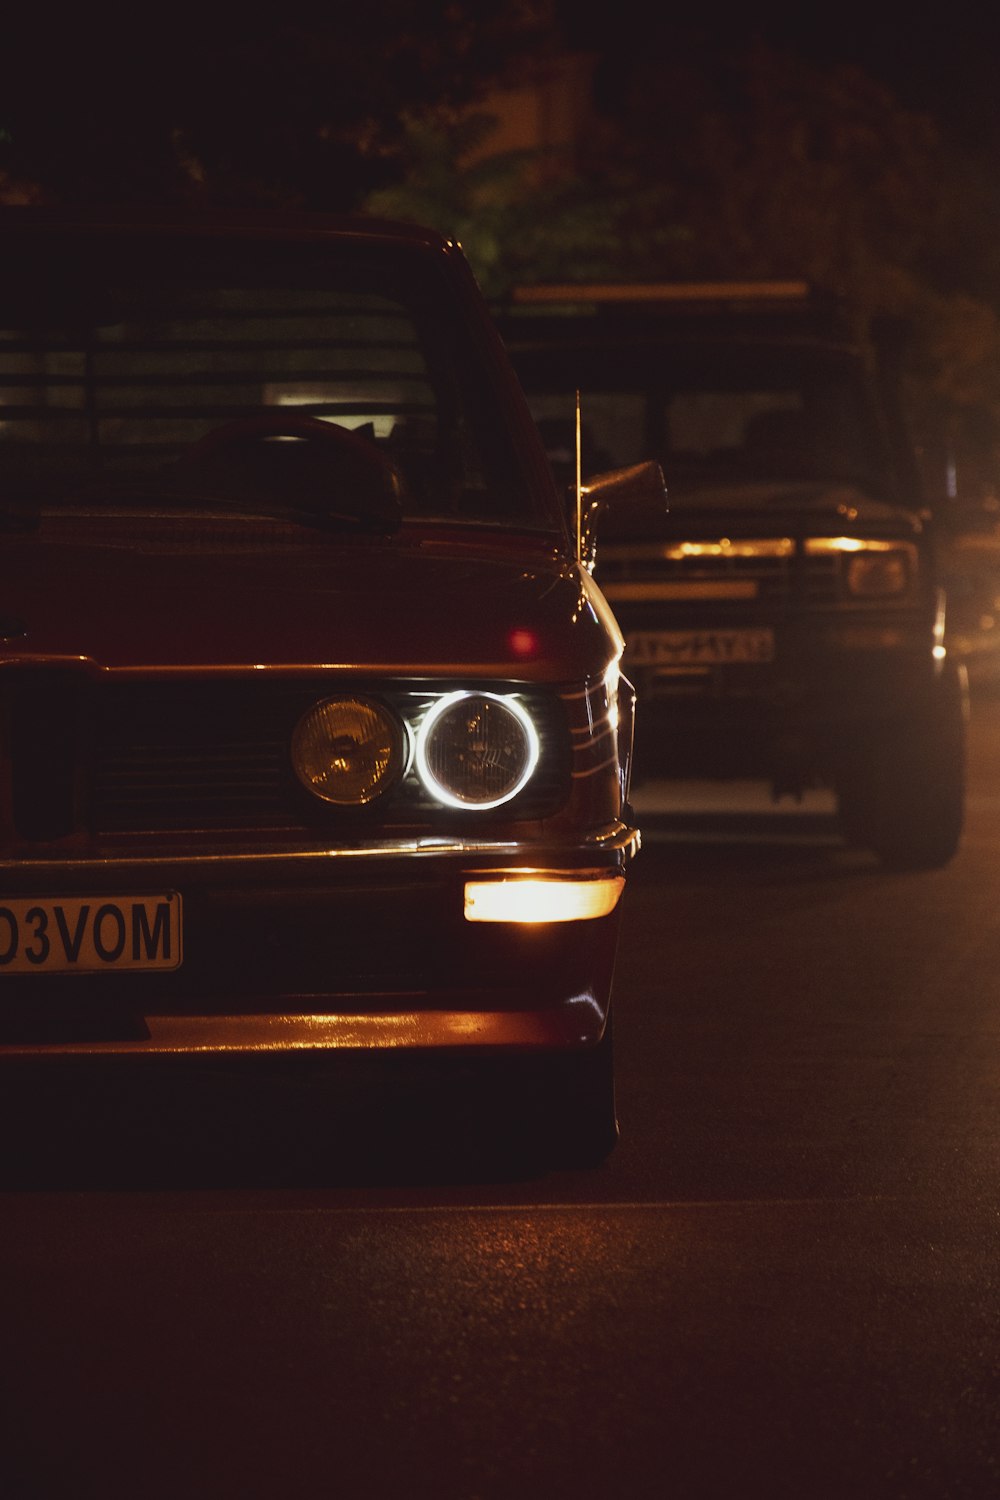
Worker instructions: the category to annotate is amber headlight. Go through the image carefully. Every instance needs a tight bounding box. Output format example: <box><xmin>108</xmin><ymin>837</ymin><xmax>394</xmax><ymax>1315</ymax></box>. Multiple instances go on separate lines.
<box><xmin>292</xmin><ymin>695</ymin><xmax>405</xmax><ymax>805</ymax></box>
<box><xmin>845</xmin><ymin>549</ymin><xmax>911</xmax><ymax>598</ymax></box>
<box><xmin>415</xmin><ymin>691</ymin><xmax>540</xmax><ymax>809</ymax></box>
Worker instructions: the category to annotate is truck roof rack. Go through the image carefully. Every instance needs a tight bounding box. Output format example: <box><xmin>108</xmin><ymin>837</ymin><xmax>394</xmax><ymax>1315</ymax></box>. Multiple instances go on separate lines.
<box><xmin>498</xmin><ymin>279</ymin><xmax>858</xmax><ymax>346</ymax></box>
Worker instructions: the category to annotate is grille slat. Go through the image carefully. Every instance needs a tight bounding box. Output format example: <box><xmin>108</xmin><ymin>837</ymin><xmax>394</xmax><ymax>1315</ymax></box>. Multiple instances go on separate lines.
<box><xmin>597</xmin><ymin>543</ymin><xmax>842</xmax><ymax>606</ymax></box>
<box><xmin>598</xmin><ymin>550</ymin><xmax>793</xmax><ymax>603</ymax></box>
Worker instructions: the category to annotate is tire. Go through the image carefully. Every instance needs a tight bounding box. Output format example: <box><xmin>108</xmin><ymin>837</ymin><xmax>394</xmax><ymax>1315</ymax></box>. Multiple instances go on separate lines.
<box><xmin>836</xmin><ymin>660</ymin><xmax>969</xmax><ymax>871</ymax></box>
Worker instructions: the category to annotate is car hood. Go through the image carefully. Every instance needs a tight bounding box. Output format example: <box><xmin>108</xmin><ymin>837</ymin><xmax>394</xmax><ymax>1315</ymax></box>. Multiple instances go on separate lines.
<box><xmin>0</xmin><ymin>524</ymin><xmax>620</xmax><ymax>679</ymax></box>
<box><xmin>657</xmin><ymin>479</ymin><xmax>923</xmax><ymax>539</ymax></box>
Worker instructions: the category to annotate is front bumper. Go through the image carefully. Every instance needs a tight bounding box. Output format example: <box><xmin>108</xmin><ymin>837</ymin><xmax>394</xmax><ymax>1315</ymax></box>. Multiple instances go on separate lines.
<box><xmin>0</xmin><ymin>824</ymin><xmax>638</xmax><ymax>1057</ymax></box>
<box><xmin>622</xmin><ymin>614</ymin><xmax>944</xmax><ymax>779</ymax></box>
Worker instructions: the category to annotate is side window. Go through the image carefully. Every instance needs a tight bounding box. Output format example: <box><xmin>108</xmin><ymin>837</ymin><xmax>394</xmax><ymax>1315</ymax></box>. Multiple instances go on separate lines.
<box><xmin>666</xmin><ymin>391</ymin><xmax>803</xmax><ymax>460</ymax></box>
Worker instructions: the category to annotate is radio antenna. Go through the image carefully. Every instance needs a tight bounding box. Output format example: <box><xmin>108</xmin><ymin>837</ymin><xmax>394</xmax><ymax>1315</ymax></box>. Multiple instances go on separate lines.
<box><xmin>575</xmin><ymin>388</ymin><xmax>582</xmax><ymax>563</ymax></box>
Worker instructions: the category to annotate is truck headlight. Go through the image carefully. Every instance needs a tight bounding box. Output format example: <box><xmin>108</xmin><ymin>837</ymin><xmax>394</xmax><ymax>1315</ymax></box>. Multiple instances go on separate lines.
<box><xmin>845</xmin><ymin>549</ymin><xmax>911</xmax><ymax>598</ymax></box>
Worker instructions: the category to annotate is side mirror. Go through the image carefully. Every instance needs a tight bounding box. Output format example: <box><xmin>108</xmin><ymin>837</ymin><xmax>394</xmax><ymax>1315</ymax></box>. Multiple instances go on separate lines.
<box><xmin>574</xmin><ymin>460</ymin><xmax>668</xmax><ymax>570</ymax></box>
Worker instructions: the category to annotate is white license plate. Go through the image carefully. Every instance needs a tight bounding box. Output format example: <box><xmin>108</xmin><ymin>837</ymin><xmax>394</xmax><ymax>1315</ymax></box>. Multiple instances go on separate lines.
<box><xmin>0</xmin><ymin>894</ymin><xmax>183</xmax><ymax>974</ymax></box>
<box><xmin>626</xmin><ymin>628</ymin><xmax>775</xmax><ymax>667</ymax></box>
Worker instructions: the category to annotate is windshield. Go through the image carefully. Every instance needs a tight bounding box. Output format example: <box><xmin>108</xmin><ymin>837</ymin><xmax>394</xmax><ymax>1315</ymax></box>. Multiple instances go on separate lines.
<box><xmin>511</xmin><ymin>338</ymin><xmax>899</xmax><ymax>502</ymax></box>
<box><xmin>0</xmin><ymin>228</ymin><xmax>549</xmax><ymax>530</ymax></box>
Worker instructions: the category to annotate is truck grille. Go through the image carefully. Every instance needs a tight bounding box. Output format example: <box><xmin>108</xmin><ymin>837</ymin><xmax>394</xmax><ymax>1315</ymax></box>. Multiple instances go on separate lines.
<box><xmin>597</xmin><ymin>540</ymin><xmax>841</xmax><ymax>607</ymax></box>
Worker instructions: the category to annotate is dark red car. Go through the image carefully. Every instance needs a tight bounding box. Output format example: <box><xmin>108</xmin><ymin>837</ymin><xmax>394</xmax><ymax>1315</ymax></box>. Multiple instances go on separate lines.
<box><xmin>0</xmin><ymin>210</ymin><xmax>664</xmax><ymax>1163</ymax></box>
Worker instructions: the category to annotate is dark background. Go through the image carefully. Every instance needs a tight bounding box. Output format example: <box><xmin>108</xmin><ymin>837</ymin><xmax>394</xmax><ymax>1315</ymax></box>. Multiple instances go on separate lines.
<box><xmin>3</xmin><ymin>7</ymin><xmax>1000</xmax><ymax>500</ymax></box>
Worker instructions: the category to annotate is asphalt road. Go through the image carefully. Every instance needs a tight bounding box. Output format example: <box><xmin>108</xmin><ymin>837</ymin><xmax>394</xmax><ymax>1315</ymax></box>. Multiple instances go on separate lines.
<box><xmin>4</xmin><ymin>696</ymin><xmax>1000</xmax><ymax>1498</ymax></box>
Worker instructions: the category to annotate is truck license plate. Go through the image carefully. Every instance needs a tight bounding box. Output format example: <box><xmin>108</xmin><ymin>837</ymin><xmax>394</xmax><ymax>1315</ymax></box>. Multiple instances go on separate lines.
<box><xmin>626</xmin><ymin>628</ymin><xmax>775</xmax><ymax>666</ymax></box>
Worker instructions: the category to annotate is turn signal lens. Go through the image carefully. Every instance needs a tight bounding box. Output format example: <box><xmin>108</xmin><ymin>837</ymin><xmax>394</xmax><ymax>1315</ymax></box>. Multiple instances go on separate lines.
<box><xmin>416</xmin><ymin>692</ymin><xmax>539</xmax><ymax>809</ymax></box>
<box><xmin>292</xmin><ymin>695</ymin><xmax>404</xmax><ymax>804</ymax></box>
<box><xmin>464</xmin><ymin>877</ymin><xmax>625</xmax><ymax>923</ymax></box>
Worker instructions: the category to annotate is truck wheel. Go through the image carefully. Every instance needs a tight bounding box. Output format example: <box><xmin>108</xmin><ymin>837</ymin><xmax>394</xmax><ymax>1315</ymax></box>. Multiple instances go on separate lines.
<box><xmin>837</xmin><ymin>660</ymin><xmax>968</xmax><ymax>871</ymax></box>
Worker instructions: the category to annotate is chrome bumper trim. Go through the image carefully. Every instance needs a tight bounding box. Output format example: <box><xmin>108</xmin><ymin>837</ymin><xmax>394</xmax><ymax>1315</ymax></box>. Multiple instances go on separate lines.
<box><xmin>0</xmin><ymin>822</ymin><xmax>640</xmax><ymax>877</ymax></box>
<box><xmin>0</xmin><ymin>1006</ymin><xmax>606</xmax><ymax>1057</ymax></box>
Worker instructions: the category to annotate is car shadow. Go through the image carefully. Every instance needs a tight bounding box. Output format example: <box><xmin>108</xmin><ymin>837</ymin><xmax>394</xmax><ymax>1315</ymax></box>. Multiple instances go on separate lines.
<box><xmin>0</xmin><ymin>1053</ymin><xmax>562</xmax><ymax>1193</ymax></box>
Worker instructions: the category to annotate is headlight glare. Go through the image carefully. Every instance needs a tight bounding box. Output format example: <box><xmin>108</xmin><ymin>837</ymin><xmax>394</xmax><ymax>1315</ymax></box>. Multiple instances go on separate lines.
<box><xmin>416</xmin><ymin>691</ymin><xmax>539</xmax><ymax>809</ymax></box>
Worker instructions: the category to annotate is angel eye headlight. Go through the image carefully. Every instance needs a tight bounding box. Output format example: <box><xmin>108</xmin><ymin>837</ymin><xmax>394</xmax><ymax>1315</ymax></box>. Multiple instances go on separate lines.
<box><xmin>416</xmin><ymin>692</ymin><xmax>540</xmax><ymax>809</ymax></box>
<box><xmin>292</xmin><ymin>695</ymin><xmax>405</xmax><ymax>805</ymax></box>
<box><xmin>845</xmin><ymin>549</ymin><xmax>911</xmax><ymax>598</ymax></box>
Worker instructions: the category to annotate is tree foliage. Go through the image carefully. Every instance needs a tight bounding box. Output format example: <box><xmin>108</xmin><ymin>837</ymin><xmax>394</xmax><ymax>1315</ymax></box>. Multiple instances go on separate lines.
<box><xmin>584</xmin><ymin>43</ymin><xmax>1000</xmax><ymax>480</ymax></box>
<box><xmin>366</xmin><ymin>40</ymin><xmax>1000</xmax><ymax>496</ymax></box>
<box><xmin>363</xmin><ymin>111</ymin><xmax>675</xmax><ymax>300</ymax></box>
<box><xmin>0</xmin><ymin>4</ymin><xmax>554</xmax><ymax>209</ymax></box>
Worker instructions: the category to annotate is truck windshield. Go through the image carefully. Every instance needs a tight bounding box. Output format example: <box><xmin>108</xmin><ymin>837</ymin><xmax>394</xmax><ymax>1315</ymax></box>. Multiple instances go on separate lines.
<box><xmin>512</xmin><ymin>339</ymin><xmax>899</xmax><ymax>502</ymax></box>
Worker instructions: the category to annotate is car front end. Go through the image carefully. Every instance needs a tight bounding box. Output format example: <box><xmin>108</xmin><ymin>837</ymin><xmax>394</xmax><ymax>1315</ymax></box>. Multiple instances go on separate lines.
<box><xmin>0</xmin><ymin>210</ymin><xmax>650</xmax><ymax>1160</ymax></box>
<box><xmin>0</xmin><ymin>542</ymin><xmax>635</xmax><ymax>1062</ymax></box>
<box><xmin>596</xmin><ymin>493</ymin><xmax>943</xmax><ymax>790</ymax></box>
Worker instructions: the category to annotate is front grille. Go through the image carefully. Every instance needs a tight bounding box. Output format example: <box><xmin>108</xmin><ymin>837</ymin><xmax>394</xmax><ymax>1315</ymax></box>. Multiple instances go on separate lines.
<box><xmin>801</xmin><ymin>553</ymin><xmax>840</xmax><ymax>605</ymax></box>
<box><xmin>8</xmin><ymin>669</ymin><xmax>85</xmax><ymax>840</ymax></box>
<box><xmin>597</xmin><ymin>541</ymin><xmax>842</xmax><ymax>607</ymax></box>
<box><xmin>93</xmin><ymin>681</ymin><xmax>299</xmax><ymax>831</ymax></box>
<box><xmin>599</xmin><ymin>546</ymin><xmax>793</xmax><ymax>603</ymax></box>
<box><xmin>0</xmin><ymin>672</ymin><xmax>572</xmax><ymax>844</ymax></box>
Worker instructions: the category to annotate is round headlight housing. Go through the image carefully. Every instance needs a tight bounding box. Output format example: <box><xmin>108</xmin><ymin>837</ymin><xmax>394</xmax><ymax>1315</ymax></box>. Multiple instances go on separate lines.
<box><xmin>291</xmin><ymin>695</ymin><xmax>405</xmax><ymax>805</ymax></box>
<box><xmin>845</xmin><ymin>549</ymin><xmax>911</xmax><ymax>598</ymax></box>
<box><xmin>416</xmin><ymin>692</ymin><xmax>539</xmax><ymax>809</ymax></box>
